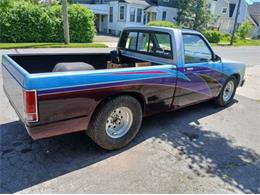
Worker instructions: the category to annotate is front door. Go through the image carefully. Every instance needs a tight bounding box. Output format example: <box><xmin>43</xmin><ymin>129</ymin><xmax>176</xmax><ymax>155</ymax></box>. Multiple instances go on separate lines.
<box><xmin>173</xmin><ymin>33</ymin><xmax>223</xmax><ymax>108</ymax></box>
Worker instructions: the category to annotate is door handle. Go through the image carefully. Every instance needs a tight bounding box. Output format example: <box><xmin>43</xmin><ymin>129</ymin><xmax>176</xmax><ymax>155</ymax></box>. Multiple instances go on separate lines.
<box><xmin>186</xmin><ymin>67</ymin><xmax>194</xmax><ymax>71</ymax></box>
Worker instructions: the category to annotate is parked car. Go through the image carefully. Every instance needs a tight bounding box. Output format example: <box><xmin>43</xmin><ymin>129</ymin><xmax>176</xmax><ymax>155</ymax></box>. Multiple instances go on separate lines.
<box><xmin>2</xmin><ymin>26</ymin><xmax>246</xmax><ymax>150</ymax></box>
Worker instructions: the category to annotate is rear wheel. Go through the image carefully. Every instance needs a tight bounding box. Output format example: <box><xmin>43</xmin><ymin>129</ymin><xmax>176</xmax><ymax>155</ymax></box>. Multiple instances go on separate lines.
<box><xmin>215</xmin><ymin>76</ymin><xmax>237</xmax><ymax>107</ymax></box>
<box><xmin>87</xmin><ymin>96</ymin><xmax>143</xmax><ymax>150</ymax></box>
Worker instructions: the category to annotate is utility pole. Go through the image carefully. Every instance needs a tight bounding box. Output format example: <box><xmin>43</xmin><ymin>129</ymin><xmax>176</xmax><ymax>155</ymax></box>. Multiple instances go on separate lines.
<box><xmin>230</xmin><ymin>0</ymin><xmax>242</xmax><ymax>45</ymax></box>
<box><xmin>62</xmin><ymin>0</ymin><xmax>70</xmax><ymax>44</ymax></box>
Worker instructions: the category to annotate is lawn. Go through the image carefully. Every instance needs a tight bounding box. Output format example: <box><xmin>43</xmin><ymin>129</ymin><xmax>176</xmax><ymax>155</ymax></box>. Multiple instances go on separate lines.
<box><xmin>0</xmin><ymin>43</ymin><xmax>108</xmax><ymax>49</ymax></box>
<box><xmin>214</xmin><ymin>39</ymin><xmax>260</xmax><ymax>47</ymax></box>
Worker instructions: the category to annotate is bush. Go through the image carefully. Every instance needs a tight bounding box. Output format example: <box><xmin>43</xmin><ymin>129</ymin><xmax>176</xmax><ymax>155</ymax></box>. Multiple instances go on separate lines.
<box><xmin>69</xmin><ymin>4</ymin><xmax>96</xmax><ymax>42</ymax></box>
<box><xmin>220</xmin><ymin>33</ymin><xmax>240</xmax><ymax>43</ymax></box>
<box><xmin>237</xmin><ymin>20</ymin><xmax>251</xmax><ymax>40</ymax></box>
<box><xmin>221</xmin><ymin>33</ymin><xmax>231</xmax><ymax>42</ymax></box>
<box><xmin>202</xmin><ymin>30</ymin><xmax>222</xmax><ymax>43</ymax></box>
<box><xmin>0</xmin><ymin>1</ymin><xmax>96</xmax><ymax>43</ymax></box>
<box><xmin>147</xmin><ymin>20</ymin><xmax>180</xmax><ymax>28</ymax></box>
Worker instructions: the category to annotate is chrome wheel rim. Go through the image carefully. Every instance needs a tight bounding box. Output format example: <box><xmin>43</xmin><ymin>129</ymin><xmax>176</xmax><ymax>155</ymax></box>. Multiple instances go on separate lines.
<box><xmin>223</xmin><ymin>80</ymin><xmax>235</xmax><ymax>103</ymax></box>
<box><xmin>105</xmin><ymin>107</ymin><xmax>133</xmax><ymax>139</ymax></box>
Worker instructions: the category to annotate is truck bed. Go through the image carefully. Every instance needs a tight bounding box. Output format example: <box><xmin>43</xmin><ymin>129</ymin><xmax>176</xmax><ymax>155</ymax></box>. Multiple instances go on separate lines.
<box><xmin>9</xmin><ymin>53</ymin><xmax>111</xmax><ymax>73</ymax></box>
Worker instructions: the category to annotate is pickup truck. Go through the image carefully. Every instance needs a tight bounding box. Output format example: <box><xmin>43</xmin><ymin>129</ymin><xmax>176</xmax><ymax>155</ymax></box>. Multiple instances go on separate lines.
<box><xmin>2</xmin><ymin>26</ymin><xmax>246</xmax><ymax>150</ymax></box>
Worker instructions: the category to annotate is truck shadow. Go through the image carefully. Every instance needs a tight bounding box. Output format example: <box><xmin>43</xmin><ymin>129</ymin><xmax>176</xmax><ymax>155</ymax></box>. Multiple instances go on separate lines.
<box><xmin>0</xmin><ymin>98</ymin><xmax>259</xmax><ymax>193</ymax></box>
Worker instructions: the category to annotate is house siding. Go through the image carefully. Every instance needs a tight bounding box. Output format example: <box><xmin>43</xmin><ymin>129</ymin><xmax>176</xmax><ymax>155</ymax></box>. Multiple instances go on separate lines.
<box><xmin>208</xmin><ymin>0</ymin><xmax>248</xmax><ymax>33</ymax></box>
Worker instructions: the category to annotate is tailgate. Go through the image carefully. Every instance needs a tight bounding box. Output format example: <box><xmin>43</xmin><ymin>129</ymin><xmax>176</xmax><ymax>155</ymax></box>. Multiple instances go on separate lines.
<box><xmin>2</xmin><ymin>66</ymin><xmax>25</xmax><ymax>120</ymax></box>
<box><xmin>2</xmin><ymin>54</ymin><xmax>37</xmax><ymax>123</ymax></box>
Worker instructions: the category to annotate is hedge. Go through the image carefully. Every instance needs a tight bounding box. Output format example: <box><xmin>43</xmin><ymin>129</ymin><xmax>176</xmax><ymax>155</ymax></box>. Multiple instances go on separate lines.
<box><xmin>147</xmin><ymin>20</ymin><xmax>180</xmax><ymax>29</ymax></box>
<box><xmin>202</xmin><ymin>30</ymin><xmax>222</xmax><ymax>43</ymax></box>
<box><xmin>0</xmin><ymin>1</ymin><xmax>96</xmax><ymax>43</ymax></box>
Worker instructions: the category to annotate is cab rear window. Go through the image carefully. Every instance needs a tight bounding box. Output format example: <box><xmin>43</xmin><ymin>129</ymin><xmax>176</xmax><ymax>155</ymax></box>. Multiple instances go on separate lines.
<box><xmin>119</xmin><ymin>30</ymin><xmax>173</xmax><ymax>59</ymax></box>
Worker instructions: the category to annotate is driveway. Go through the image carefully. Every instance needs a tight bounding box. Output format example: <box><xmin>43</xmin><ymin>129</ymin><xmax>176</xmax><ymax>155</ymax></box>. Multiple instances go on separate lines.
<box><xmin>0</xmin><ymin>47</ymin><xmax>259</xmax><ymax>193</ymax></box>
<box><xmin>94</xmin><ymin>34</ymin><xmax>119</xmax><ymax>48</ymax></box>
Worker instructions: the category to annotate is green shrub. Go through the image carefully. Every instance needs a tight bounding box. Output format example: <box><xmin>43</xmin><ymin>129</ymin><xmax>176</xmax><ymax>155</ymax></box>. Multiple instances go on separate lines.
<box><xmin>0</xmin><ymin>1</ymin><xmax>96</xmax><ymax>43</ymax></box>
<box><xmin>202</xmin><ymin>30</ymin><xmax>222</xmax><ymax>43</ymax></box>
<box><xmin>221</xmin><ymin>33</ymin><xmax>231</xmax><ymax>42</ymax></box>
<box><xmin>147</xmin><ymin>20</ymin><xmax>180</xmax><ymax>28</ymax></box>
<box><xmin>220</xmin><ymin>33</ymin><xmax>240</xmax><ymax>43</ymax></box>
<box><xmin>237</xmin><ymin>20</ymin><xmax>251</xmax><ymax>40</ymax></box>
<box><xmin>69</xmin><ymin>4</ymin><xmax>96</xmax><ymax>42</ymax></box>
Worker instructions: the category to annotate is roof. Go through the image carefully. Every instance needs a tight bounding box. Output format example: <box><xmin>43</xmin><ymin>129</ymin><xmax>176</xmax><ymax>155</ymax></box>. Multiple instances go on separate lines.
<box><xmin>122</xmin><ymin>26</ymin><xmax>201</xmax><ymax>35</ymax></box>
<box><xmin>248</xmin><ymin>2</ymin><xmax>260</xmax><ymax>26</ymax></box>
<box><xmin>119</xmin><ymin>0</ymin><xmax>155</xmax><ymax>6</ymax></box>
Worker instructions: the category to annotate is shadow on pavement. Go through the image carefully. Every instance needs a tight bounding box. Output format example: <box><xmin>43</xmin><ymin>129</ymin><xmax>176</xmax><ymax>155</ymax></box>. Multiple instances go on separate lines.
<box><xmin>0</xmin><ymin>99</ymin><xmax>259</xmax><ymax>193</ymax></box>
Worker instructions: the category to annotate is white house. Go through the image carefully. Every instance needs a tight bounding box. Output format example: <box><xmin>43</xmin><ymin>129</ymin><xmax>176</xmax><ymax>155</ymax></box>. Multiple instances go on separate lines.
<box><xmin>207</xmin><ymin>0</ymin><xmax>248</xmax><ymax>33</ymax></box>
<box><xmin>73</xmin><ymin>0</ymin><xmax>178</xmax><ymax>35</ymax></box>
<box><xmin>73</xmin><ymin>0</ymin><xmax>253</xmax><ymax>36</ymax></box>
<box><xmin>248</xmin><ymin>2</ymin><xmax>260</xmax><ymax>38</ymax></box>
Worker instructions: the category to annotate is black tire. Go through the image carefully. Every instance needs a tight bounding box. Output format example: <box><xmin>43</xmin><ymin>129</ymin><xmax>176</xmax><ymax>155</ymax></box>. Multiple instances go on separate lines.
<box><xmin>214</xmin><ymin>76</ymin><xmax>237</xmax><ymax>107</ymax></box>
<box><xmin>87</xmin><ymin>95</ymin><xmax>143</xmax><ymax>150</ymax></box>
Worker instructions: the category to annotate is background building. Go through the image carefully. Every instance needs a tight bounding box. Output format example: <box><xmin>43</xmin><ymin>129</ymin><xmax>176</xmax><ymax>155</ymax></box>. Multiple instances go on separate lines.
<box><xmin>248</xmin><ymin>2</ymin><xmax>260</xmax><ymax>38</ymax></box>
<box><xmin>74</xmin><ymin>0</ymin><xmax>258</xmax><ymax>37</ymax></box>
<box><xmin>73</xmin><ymin>0</ymin><xmax>178</xmax><ymax>35</ymax></box>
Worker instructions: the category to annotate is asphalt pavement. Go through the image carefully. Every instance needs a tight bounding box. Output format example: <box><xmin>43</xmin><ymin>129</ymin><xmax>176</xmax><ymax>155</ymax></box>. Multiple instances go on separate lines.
<box><xmin>0</xmin><ymin>47</ymin><xmax>259</xmax><ymax>193</ymax></box>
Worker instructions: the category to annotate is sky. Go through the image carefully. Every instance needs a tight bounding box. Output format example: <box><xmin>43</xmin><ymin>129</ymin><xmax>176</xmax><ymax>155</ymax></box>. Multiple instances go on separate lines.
<box><xmin>245</xmin><ymin>0</ymin><xmax>260</xmax><ymax>4</ymax></box>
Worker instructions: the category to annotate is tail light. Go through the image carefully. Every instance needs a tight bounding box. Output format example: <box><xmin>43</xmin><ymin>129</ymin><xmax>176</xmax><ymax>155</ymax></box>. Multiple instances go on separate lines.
<box><xmin>23</xmin><ymin>90</ymin><xmax>38</xmax><ymax>122</ymax></box>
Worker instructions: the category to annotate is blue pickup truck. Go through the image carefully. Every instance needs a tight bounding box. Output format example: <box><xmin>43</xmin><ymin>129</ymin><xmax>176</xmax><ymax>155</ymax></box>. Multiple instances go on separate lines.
<box><xmin>2</xmin><ymin>26</ymin><xmax>246</xmax><ymax>150</ymax></box>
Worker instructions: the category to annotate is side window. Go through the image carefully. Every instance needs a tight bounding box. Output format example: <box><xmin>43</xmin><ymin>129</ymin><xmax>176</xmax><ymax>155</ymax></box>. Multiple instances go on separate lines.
<box><xmin>183</xmin><ymin>34</ymin><xmax>213</xmax><ymax>64</ymax></box>
<box><xmin>155</xmin><ymin>33</ymin><xmax>171</xmax><ymax>52</ymax></box>
<box><xmin>125</xmin><ymin>32</ymin><xmax>138</xmax><ymax>50</ymax></box>
<box><xmin>149</xmin><ymin>33</ymin><xmax>172</xmax><ymax>59</ymax></box>
<box><xmin>137</xmin><ymin>32</ymin><xmax>149</xmax><ymax>52</ymax></box>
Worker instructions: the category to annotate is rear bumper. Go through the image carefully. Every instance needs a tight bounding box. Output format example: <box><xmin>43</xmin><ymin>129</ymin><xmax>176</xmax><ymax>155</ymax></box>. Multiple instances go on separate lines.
<box><xmin>25</xmin><ymin>116</ymin><xmax>90</xmax><ymax>140</ymax></box>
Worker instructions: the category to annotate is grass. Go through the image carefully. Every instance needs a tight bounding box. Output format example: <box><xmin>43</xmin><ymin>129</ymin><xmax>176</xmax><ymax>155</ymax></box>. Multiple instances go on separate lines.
<box><xmin>212</xmin><ymin>39</ymin><xmax>260</xmax><ymax>47</ymax></box>
<box><xmin>0</xmin><ymin>42</ymin><xmax>108</xmax><ymax>49</ymax></box>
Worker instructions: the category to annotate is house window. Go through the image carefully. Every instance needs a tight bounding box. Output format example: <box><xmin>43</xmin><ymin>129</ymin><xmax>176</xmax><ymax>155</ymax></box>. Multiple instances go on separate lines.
<box><xmin>130</xmin><ymin>7</ymin><xmax>136</xmax><ymax>22</ymax></box>
<box><xmin>229</xmin><ymin>3</ymin><xmax>236</xmax><ymax>17</ymax></box>
<box><xmin>137</xmin><ymin>8</ymin><xmax>142</xmax><ymax>23</ymax></box>
<box><xmin>162</xmin><ymin>11</ymin><xmax>167</xmax><ymax>21</ymax></box>
<box><xmin>119</xmin><ymin>5</ymin><xmax>125</xmax><ymax>21</ymax></box>
<box><xmin>109</xmin><ymin>7</ymin><xmax>113</xmax><ymax>23</ymax></box>
<box><xmin>222</xmin><ymin>7</ymin><xmax>228</xmax><ymax>14</ymax></box>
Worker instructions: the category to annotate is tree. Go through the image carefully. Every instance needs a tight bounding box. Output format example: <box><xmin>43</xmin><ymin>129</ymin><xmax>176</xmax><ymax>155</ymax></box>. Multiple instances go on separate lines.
<box><xmin>176</xmin><ymin>0</ymin><xmax>213</xmax><ymax>31</ymax></box>
<box><xmin>193</xmin><ymin>0</ymin><xmax>213</xmax><ymax>31</ymax></box>
<box><xmin>62</xmin><ymin>0</ymin><xmax>70</xmax><ymax>44</ymax></box>
<box><xmin>176</xmin><ymin>0</ymin><xmax>194</xmax><ymax>28</ymax></box>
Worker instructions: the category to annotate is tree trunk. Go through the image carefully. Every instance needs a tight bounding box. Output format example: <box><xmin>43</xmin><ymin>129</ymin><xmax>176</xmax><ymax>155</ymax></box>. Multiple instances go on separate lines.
<box><xmin>62</xmin><ymin>0</ymin><xmax>70</xmax><ymax>44</ymax></box>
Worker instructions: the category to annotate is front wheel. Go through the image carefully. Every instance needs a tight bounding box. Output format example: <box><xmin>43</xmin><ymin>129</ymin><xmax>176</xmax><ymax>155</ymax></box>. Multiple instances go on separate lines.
<box><xmin>87</xmin><ymin>96</ymin><xmax>143</xmax><ymax>150</ymax></box>
<box><xmin>214</xmin><ymin>76</ymin><xmax>237</xmax><ymax>107</ymax></box>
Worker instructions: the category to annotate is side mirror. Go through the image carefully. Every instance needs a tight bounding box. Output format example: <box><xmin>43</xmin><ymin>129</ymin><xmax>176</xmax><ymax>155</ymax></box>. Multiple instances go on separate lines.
<box><xmin>214</xmin><ymin>54</ymin><xmax>222</xmax><ymax>62</ymax></box>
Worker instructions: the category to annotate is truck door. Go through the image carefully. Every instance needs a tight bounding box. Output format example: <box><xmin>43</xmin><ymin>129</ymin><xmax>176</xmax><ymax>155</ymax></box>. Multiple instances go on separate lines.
<box><xmin>118</xmin><ymin>30</ymin><xmax>177</xmax><ymax>114</ymax></box>
<box><xmin>173</xmin><ymin>33</ymin><xmax>223</xmax><ymax>108</ymax></box>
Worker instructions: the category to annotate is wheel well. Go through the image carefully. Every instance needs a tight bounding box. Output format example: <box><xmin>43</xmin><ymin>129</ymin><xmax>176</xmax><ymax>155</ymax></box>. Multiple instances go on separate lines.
<box><xmin>231</xmin><ymin>74</ymin><xmax>240</xmax><ymax>85</ymax></box>
<box><xmin>91</xmin><ymin>92</ymin><xmax>146</xmax><ymax>121</ymax></box>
